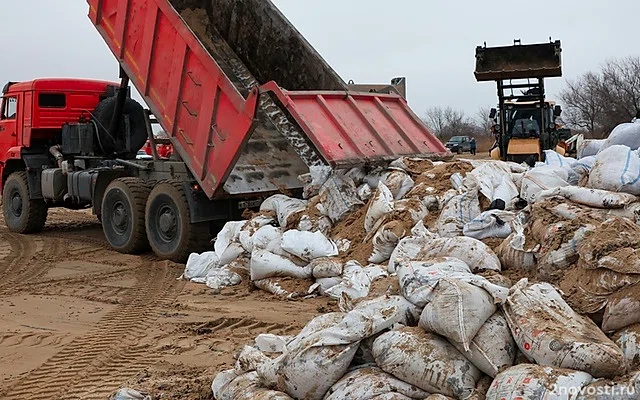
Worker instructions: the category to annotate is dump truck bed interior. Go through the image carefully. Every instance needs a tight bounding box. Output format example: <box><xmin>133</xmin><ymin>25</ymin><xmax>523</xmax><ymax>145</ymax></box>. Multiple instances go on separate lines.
<box><xmin>475</xmin><ymin>40</ymin><xmax>562</xmax><ymax>81</ymax></box>
<box><xmin>88</xmin><ymin>0</ymin><xmax>447</xmax><ymax>199</ymax></box>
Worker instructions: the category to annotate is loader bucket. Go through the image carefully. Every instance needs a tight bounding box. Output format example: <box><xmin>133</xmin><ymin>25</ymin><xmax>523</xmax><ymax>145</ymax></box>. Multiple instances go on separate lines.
<box><xmin>475</xmin><ymin>40</ymin><xmax>562</xmax><ymax>82</ymax></box>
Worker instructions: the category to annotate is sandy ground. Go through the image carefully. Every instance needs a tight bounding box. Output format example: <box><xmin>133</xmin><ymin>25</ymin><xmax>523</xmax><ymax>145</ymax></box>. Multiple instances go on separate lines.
<box><xmin>0</xmin><ymin>208</ymin><xmax>332</xmax><ymax>399</ymax></box>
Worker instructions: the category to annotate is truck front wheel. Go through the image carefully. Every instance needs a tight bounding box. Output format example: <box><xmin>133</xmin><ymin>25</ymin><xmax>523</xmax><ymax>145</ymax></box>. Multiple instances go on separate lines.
<box><xmin>101</xmin><ymin>178</ymin><xmax>150</xmax><ymax>254</ymax></box>
<box><xmin>2</xmin><ymin>172</ymin><xmax>48</xmax><ymax>233</ymax></box>
<box><xmin>145</xmin><ymin>181</ymin><xmax>209</xmax><ymax>263</ymax></box>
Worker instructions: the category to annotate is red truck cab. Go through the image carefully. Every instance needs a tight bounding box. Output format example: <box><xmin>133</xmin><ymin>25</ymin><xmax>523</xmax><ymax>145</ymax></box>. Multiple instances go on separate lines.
<box><xmin>0</xmin><ymin>78</ymin><xmax>118</xmax><ymax>188</ymax></box>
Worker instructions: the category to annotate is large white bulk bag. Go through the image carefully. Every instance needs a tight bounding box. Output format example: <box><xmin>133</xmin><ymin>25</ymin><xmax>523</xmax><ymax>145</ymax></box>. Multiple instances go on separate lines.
<box><xmin>485</xmin><ymin>364</ymin><xmax>593</xmax><ymax>400</ymax></box>
<box><xmin>372</xmin><ymin>327</ymin><xmax>482</xmax><ymax>399</ymax></box>
<box><xmin>578</xmin><ymin>139</ymin><xmax>605</xmax><ymax>159</ymax></box>
<box><xmin>588</xmin><ymin>145</ymin><xmax>640</xmax><ymax>195</ymax></box>
<box><xmin>323</xmin><ymin>366</ymin><xmax>429</xmax><ymax>400</ymax></box>
<box><xmin>450</xmin><ymin>311</ymin><xmax>517</xmax><ymax>377</ymax></box>
<box><xmin>504</xmin><ymin>280</ymin><xmax>625</xmax><ymax>377</ymax></box>
<box><xmin>600</xmin><ymin>121</ymin><xmax>640</xmax><ymax>152</ymax></box>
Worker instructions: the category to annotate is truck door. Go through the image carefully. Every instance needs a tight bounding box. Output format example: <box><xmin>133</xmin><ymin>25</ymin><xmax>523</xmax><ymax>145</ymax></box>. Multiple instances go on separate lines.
<box><xmin>0</xmin><ymin>95</ymin><xmax>19</xmax><ymax>158</ymax></box>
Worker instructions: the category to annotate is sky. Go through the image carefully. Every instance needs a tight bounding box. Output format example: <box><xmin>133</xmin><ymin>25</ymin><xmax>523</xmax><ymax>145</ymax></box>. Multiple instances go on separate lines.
<box><xmin>1</xmin><ymin>0</ymin><xmax>638</xmax><ymax>122</ymax></box>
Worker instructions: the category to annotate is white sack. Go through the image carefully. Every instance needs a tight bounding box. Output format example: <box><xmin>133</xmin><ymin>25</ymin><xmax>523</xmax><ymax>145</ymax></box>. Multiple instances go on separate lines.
<box><xmin>504</xmin><ymin>280</ymin><xmax>625</xmax><ymax>378</ymax></box>
<box><xmin>319</xmin><ymin>175</ymin><xmax>364</xmax><ymax>223</ymax></box>
<box><xmin>238</xmin><ymin>216</ymin><xmax>276</xmax><ymax>253</ymax></box>
<box><xmin>485</xmin><ymin>364</ymin><xmax>593</xmax><ymax>400</ymax></box>
<box><xmin>381</xmin><ymin>170</ymin><xmax>414</xmax><ymax>200</ymax></box>
<box><xmin>310</xmin><ymin>257</ymin><xmax>344</xmax><ymax>278</ymax></box>
<box><xmin>450</xmin><ymin>310</ymin><xmax>516</xmax><ymax>378</ymax></box>
<box><xmin>463</xmin><ymin>210</ymin><xmax>514</xmax><ymax>240</ymax></box>
<box><xmin>369</xmin><ymin>221</ymin><xmax>408</xmax><ymax>264</ymax></box>
<box><xmin>215</xmin><ymin>221</ymin><xmax>245</xmax><ymax>260</ymax></box>
<box><xmin>280</xmin><ymin>230</ymin><xmax>338</xmax><ymax>261</ymax></box>
<box><xmin>250</xmin><ymin>249</ymin><xmax>312</xmax><ymax>281</ymax></box>
<box><xmin>373</xmin><ymin>327</ymin><xmax>482</xmax><ymax>399</ymax></box>
<box><xmin>396</xmin><ymin>258</ymin><xmax>472</xmax><ymax>307</ymax></box>
<box><xmin>213</xmin><ymin>370</ymin><xmax>293</xmax><ymax>400</ymax></box>
<box><xmin>544</xmin><ymin>149</ymin><xmax>578</xmax><ymax>168</ymax></box>
<box><xmin>257</xmin><ymin>296</ymin><xmax>418</xmax><ymax>400</ymax></box>
<box><xmin>578</xmin><ymin>138</ymin><xmax>605</xmax><ymax>159</ymax></box>
<box><xmin>251</xmin><ymin>225</ymin><xmax>282</xmax><ymax>251</ymax></box>
<box><xmin>521</xmin><ymin>165</ymin><xmax>574</xmax><ymax>203</ymax></box>
<box><xmin>437</xmin><ymin>189</ymin><xmax>481</xmax><ymax>237</ymax></box>
<box><xmin>260</xmin><ymin>194</ymin><xmax>307</xmax><ymax>227</ymax></box>
<box><xmin>588</xmin><ymin>145</ymin><xmax>640</xmax><ymax>195</ymax></box>
<box><xmin>184</xmin><ymin>252</ymin><xmax>219</xmax><ymax>280</ymax></box>
<box><xmin>469</xmin><ymin>161</ymin><xmax>519</xmax><ymax>204</ymax></box>
<box><xmin>600</xmin><ymin>121</ymin><xmax>640</xmax><ymax>152</ymax></box>
<box><xmin>110</xmin><ymin>389</ymin><xmax>151</xmax><ymax>400</ymax></box>
<box><xmin>419</xmin><ymin>278</ymin><xmax>497</xmax><ymax>351</ymax></box>
<box><xmin>324</xmin><ymin>262</ymin><xmax>388</xmax><ymax>301</ymax></box>
<box><xmin>536</xmin><ymin>186</ymin><xmax>638</xmax><ymax>209</ymax></box>
<box><xmin>323</xmin><ymin>366</ymin><xmax>429</xmax><ymax>400</ymax></box>
<box><xmin>205</xmin><ymin>267</ymin><xmax>242</xmax><ymax>290</ymax></box>
<box><xmin>298</xmin><ymin>165</ymin><xmax>332</xmax><ymax>199</ymax></box>
<box><xmin>388</xmin><ymin>235</ymin><xmax>501</xmax><ymax>273</ymax></box>
<box><xmin>365</xmin><ymin>183</ymin><xmax>395</xmax><ymax>233</ymax></box>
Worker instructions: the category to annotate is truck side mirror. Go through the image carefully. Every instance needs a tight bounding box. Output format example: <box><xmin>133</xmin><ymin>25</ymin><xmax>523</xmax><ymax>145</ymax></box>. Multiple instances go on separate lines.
<box><xmin>489</xmin><ymin>108</ymin><xmax>497</xmax><ymax>119</ymax></box>
<box><xmin>554</xmin><ymin>105</ymin><xmax>562</xmax><ymax>117</ymax></box>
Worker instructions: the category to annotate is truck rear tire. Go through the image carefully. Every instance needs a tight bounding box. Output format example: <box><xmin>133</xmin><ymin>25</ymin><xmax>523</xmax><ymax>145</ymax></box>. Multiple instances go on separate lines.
<box><xmin>101</xmin><ymin>178</ymin><xmax>150</xmax><ymax>254</ymax></box>
<box><xmin>2</xmin><ymin>172</ymin><xmax>48</xmax><ymax>233</ymax></box>
<box><xmin>145</xmin><ymin>181</ymin><xmax>210</xmax><ymax>263</ymax></box>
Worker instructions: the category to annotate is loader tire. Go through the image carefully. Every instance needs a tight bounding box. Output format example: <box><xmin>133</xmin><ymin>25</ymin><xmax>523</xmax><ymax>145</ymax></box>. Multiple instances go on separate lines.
<box><xmin>93</xmin><ymin>96</ymin><xmax>147</xmax><ymax>156</ymax></box>
<box><xmin>101</xmin><ymin>177</ymin><xmax>150</xmax><ymax>254</ymax></box>
<box><xmin>2</xmin><ymin>171</ymin><xmax>48</xmax><ymax>233</ymax></box>
<box><xmin>145</xmin><ymin>180</ymin><xmax>210</xmax><ymax>263</ymax></box>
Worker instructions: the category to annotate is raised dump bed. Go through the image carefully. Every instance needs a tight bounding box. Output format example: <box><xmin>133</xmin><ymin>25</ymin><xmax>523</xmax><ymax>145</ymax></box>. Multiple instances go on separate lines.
<box><xmin>89</xmin><ymin>0</ymin><xmax>447</xmax><ymax>199</ymax></box>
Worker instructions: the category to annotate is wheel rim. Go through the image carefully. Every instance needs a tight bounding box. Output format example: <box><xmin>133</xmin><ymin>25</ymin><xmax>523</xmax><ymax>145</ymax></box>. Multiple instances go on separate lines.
<box><xmin>111</xmin><ymin>200</ymin><xmax>129</xmax><ymax>235</ymax></box>
<box><xmin>156</xmin><ymin>204</ymin><xmax>178</xmax><ymax>243</ymax></box>
<box><xmin>10</xmin><ymin>189</ymin><xmax>23</xmax><ymax>218</ymax></box>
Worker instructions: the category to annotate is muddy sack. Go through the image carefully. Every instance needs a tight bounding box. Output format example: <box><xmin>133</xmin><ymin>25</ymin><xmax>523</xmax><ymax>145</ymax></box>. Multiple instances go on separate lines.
<box><xmin>323</xmin><ymin>366</ymin><xmax>429</xmax><ymax>400</ymax></box>
<box><xmin>612</xmin><ymin>324</ymin><xmax>640</xmax><ymax>371</ymax></box>
<box><xmin>365</xmin><ymin>183</ymin><xmax>395</xmax><ymax>233</ymax></box>
<box><xmin>372</xmin><ymin>327</ymin><xmax>482</xmax><ymax>399</ymax></box>
<box><xmin>318</xmin><ymin>175</ymin><xmax>364</xmax><ymax>223</ymax></box>
<box><xmin>468</xmin><ymin>161</ymin><xmax>519</xmax><ymax>205</ymax></box>
<box><xmin>389</xmin><ymin>235</ymin><xmax>501</xmax><ymax>273</ymax></box>
<box><xmin>381</xmin><ymin>169</ymin><xmax>415</xmax><ymax>200</ymax></box>
<box><xmin>419</xmin><ymin>278</ymin><xmax>500</xmax><ymax>351</ymax></box>
<box><xmin>437</xmin><ymin>189</ymin><xmax>481</xmax><ymax>237</ymax></box>
<box><xmin>257</xmin><ymin>296</ymin><xmax>418</xmax><ymax>400</ymax></box>
<box><xmin>450</xmin><ymin>311</ymin><xmax>516</xmax><ymax>378</ymax></box>
<box><xmin>310</xmin><ymin>257</ymin><xmax>344</xmax><ymax>278</ymax></box>
<box><xmin>184</xmin><ymin>252</ymin><xmax>219</xmax><ymax>280</ymax></box>
<box><xmin>110</xmin><ymin>389</ymin><xmax>151</xmax><ymax>400</ymax></box>
<box><xmin>396</xmin><ymin>258</ymin><xmax>471</xmax><ymax>307</ymax></box>
<box><xmin>577</xmin><ymin>371</ymin><xmax>640</xmax><ymax>400</ymax></box>
<box><xmin>485</xmin><ymin>364</ymin><xmax>593</xmax><ymax>400</ymax></box>
<box><xmin>280</xmin><ymin>230</ymin><xmax>338</xmax><ymax>261</ymax></box>
<box><xmin>260</xmin><ymin>195</ymin><xmax>307</xmax><ymax>227</ymax></box>
<box><xmin>536</xmin><ymin>186</ymin><xmax>638</xmax><ymax>209</ymax></box>
<box><xmin>369</xmin><ymin>221</ymin><xmax>409</xmax><ymax>264</ymax></box>
<box><xmin>602</xmin><ymin>282</ymin><xmax>640</xmax><ymax>333</ymax></box>
<box><xmin>504</xmin><ymin>280</ymin><xmax>625</xmax><ymax>378</ymax></box>
<box><xmin>213</xmin><ymin>370</ymin><xmax>293</xmax><ymax>400</ymax></box>
<box><xmin>324</xmin><ymin>261</ymin><xmax>388</xmax><ymax>301</ymax></box>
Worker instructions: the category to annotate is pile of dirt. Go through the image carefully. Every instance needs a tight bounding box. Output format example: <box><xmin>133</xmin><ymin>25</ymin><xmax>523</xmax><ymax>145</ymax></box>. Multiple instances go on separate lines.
<box><xmin>125</xmin><ymin>364</ymin><xmax>214</xmax><ymax>400</ymax></box>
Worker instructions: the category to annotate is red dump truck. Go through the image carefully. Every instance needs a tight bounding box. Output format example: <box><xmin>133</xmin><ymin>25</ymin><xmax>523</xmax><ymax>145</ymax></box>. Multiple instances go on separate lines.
<box><xmin>0</xmin><ymin>0</ymin><xmax>447</xmax><ymax>262</ymax></box>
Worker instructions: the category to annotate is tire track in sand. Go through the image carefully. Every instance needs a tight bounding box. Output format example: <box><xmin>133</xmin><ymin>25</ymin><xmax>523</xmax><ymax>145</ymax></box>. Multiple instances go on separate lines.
<box><xmin>0</xmin><ymin>261</ymin><xmax>185</xmax><ymax>400</ymax></box>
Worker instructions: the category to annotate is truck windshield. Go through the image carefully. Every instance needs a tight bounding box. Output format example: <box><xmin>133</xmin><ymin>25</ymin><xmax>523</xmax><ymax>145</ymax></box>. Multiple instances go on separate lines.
<box><xmin>449</xmin><ymin>136</ymin><xmax>465</xmax><ymax>143</ymax></box>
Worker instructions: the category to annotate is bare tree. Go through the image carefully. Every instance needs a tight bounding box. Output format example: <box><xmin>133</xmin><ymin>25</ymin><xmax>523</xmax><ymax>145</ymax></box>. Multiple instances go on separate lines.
<box><xmin>424</xmin><ymin>106</ymin><xmax>481</xmax><ymax>139</ymax></box>
<box><xmin>475</xmin><ymin>106</ymin><xmax>494</xmax><ymax>136</ymax></box>
<box><xmin>559</xmin><ymin>72</ymin><xmax>605</xmax><ymax>135</ymax></box>
<box><xmin>560</xmin><ymin>56</ymin><xmax>640</xmax><ymax>138</ymax></box>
